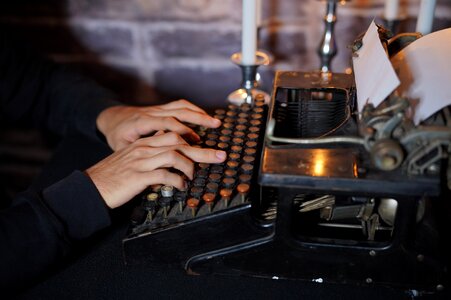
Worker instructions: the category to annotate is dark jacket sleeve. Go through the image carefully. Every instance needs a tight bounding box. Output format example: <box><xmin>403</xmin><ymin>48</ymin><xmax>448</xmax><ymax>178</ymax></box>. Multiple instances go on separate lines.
<box><xmin>0</xmin><ymin>171</ymin><xmax>111</xmax><ymax>291</ymax></box>
<box><xmin>0</xmin><ymin>28</ymin><xmax>121</xmax><ymax>138</ymax></box>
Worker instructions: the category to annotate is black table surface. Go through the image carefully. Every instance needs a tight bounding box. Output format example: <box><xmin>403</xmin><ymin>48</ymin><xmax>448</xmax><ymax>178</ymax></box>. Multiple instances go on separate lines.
<box><xmin>16</xmin><ymin>131</ymin><xmax>437</xmax><ymax>300</ymax></box>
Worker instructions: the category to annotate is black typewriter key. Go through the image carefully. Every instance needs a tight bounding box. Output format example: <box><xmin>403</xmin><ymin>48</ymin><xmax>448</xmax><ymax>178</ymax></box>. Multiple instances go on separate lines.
<box><xmin>232</xmin><ymin>137</ymin><xmax>244</xmax><ymax>145</ymax></box>
<box><xmin>224</xmin><ymin>169</ymin><xmax>237</xmax><ymax>177</ymax></box>
<box><xmin>231</xmin><ymin>145</ymin><xmax>243</xmax><ymax>153</ymax></box>
<box><xmin>241</xmin><ymin>163</ymin><xmax>254</xmax><ymax>174</ymax></box>
<box><xmin>224</xmin><ymin>117</ymin><xmax>235</xmax><ymax>124</ymax></box>
<box><xmin>239</xmin><ymin>174</ymin><xmax>252</xmax><ymax>183</ymax></box>
<box><xmin>223</xmin><ymin>122</ymin><xmax>234</xmax><ymax>129</ymax></box>
<box><xmin>243</xmin><ymin>155</ymin><xmax>255</xmax><ymax>164</ymax></box>
<box><xmin>159</xmin><ymin>197</ymin><xmax>172</xmax><ymax>218</ymax></box>
<box><xmin>238</xmin><ymin>112</ymin><xmax>249</xmax><ymax>119</ymax></box>
<box><xmin>235</xmin><ymin>124</ymin><xmax>247</xmax><ymax>131</ymax></box>
<box><xmin>217</xmin><ymin>142</ymin><xmax>229</xmax><ymax>150</ymax></box>
<box><xmin>220</xmin><ymin>188</ymin><xmax>233</xmax><ymax>207</ymax></box>
<box><xmin>220</xmin><ymin>129</ymin><xmax>232</xmax><ymax>136</ymax></box>
<box><xmin>206</xmin><ymin>182</ymin><xmax>219</xmax><ymax>193</ymax></box>
<box><xmin>190</xmin><ymin>186</ymin><xmax>203</xmax><ymax>198</ymax></box>
<box><xmin>233</xmin><ymin>131</ymin><xmax>245</xmax><ymax>138</ymax></box>
<box><xmin>193</xmin><ymin>177</ymin><xmax>206</xmax><ymax>187</ymax></box>
<box><xmin>250</xmin><ymin>119</ymin><xmax>262</xmax><ymax>126</ymax></box>
<box><xmin>226</xmin><ymin>160</ymin><xmax>239</xmax><ymax>170</ymax></box>
<box><xmin>131</xmin><ymin>206</ymin><xmax>147</xmax><ymax>225</ymax></box>
<box><xmin>210</xmin><ymin>165</ymin><xmax>223</xmax><ymax>174</ymax></box>
<box><xmin>215</xmin><ymin>109</ymin><xmax>226</xmax><ymax>115</ymax></box>
<box><xmin>205</xmin><ymin>140</ymin><xmax>217</xmax><ymax>147</ymax></box>
<box><xmin>248</xmin><ymin>126</ymin><xmax>260</xmax><ymax>133</ymax></box>
<box><xmin>208</xmin><ymin>173</ymin><xmax>221</xmax><ymax>183</ymax></box>
<box><xmin>187</xmin><ymin>198</ymin><xmax>200</xmax><ymax>217</ymax></box>
<box><xmin>247</xmin><ymin>133</ymin><xmax>259</xmax><ymax>141</ymax></box>
<box><xmin>207</xmin><ymin>133</ymin><xmax>218</xmax><ymax>140</ymax></box>
<box><xmin>228</xmin><ymin>104</ymin><xmax>239</xmax><ymax>111</ymax></box>
<box><xmin>174</xmin><ymin>192</ymin><xmax>187</xmax><ymax>213</ymax></box>
<box><xmin>245</xmin><ymin>141</ymin><xmax>257</xmax><ymax>148</ymax></box>
<box><xmin>196</xmin><ymin>169</ymin><xmax>208</xmax><ymax>178</ymax></box>
<box><xmin>226</xmin><ymin>110</ymin><xmax>237</xmax><ymax>118</ymax></box>
<box><xmin>219</xmin><ymin>135</ymin><xmax>231</xmax><ymax>143</ymax></box>
<box><xmin>244</xmin><ymin>148</ymin><xmax>257</xmax><ymax>156</ymax></box>
<box><xmin>198</xmin><ymin>163</ymin><xmax>210</xmax><ymax>170</ymax></box>
<box><xmin>203</xmin><ymin>193</ymin><xmax>216</xmax><ymax>212</ymax></box>
<box><xmin>228</xmin><ymin>153</ymin><xmax>240</xmax><ymax>161</ymax></box>
<box><xmin>236</xmin><ymin>118</ymin><xmax>247</xmax><ymax>124</ymax></box>
<box><xmin>222</xmin><ymin>177</ymin><xmax>236</xmax><ymax>188</ymax></box>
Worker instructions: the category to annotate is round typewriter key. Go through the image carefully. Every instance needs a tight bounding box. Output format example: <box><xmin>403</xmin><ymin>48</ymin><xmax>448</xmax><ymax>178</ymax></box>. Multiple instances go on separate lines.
<box><xmin>207</xmin><ymin>133</ymin><xmax>218</xmax><ymax>140</ymax></box>
<box><xmin>146</xmin><ymin>192</ymin><xmax>159</xmax><ymax>202</ymax></box>
<box><xmin>233</xmin><ymin>131</ymin><xmax>245</xmax><ymax>138</ymax></box>
<box><xmin>214</xmin><ymin>114</ymin><xmax>225</xmax><ymax>120</ymax></box>
<box><xmin>238</xmin><ymin>112</ymin><xmax>249</xmax><ymax>119</ymax></box>
<box><xmin>248</xmin><ymin>126</ymin><xmax>260</xmax><ymax>133</ymax></box>
<box><xmin>241</xmin><ymin>103</ymin><xmax>251</xmax><ymax>111</ymax></box>
<box><xmin>196</xmin><ymin>169</ymin><xmax>208</xmax><ymax>178</ymax></box>
<box><xmin>161</xmin><ymin>185</ymin><xmax>174</xmax><ymax>197</ymax></box>
<box><xmin>239</xmin><ymin>174</ymin><xmax>252</xmax><ymax>183</ymax></box>
<box><xmin>228</xmin><ymin>104</ymin><xmax>238</xmax><ymax>111</ymax></box>
<box><xmin>241</xmin><ymin>163</ymin><xmax>254</xmax><ymax>174</ymax></box>
<box><xmin>190</xmin><ymin>186</ymin><xmax>203</xmax><ymax>198</ymax></box>
<box><xmin>198</xmin><ymin>163</ymin><xmax>210</xmax><ymax>170</ymax></box>
<box><xmin>250</xmin><ymin>119</ymin><xmax>262</xmax><ymax>126</ymax></box>
<box><xmin>232</xmin><ymin>137</ymin><xmax>244</xmax><ymax>145</ymax></box>
<box><xmin>224</xmin><ymin>169</ymin><xmax>238</xmax><ymax>177</ymax></box>
<box><xmin>226</xmin><ymin>160</ymin><xmax>239</xmax><ymax>169</ymax></box>
<box><xmin>253</xmin><ymin>107</ymin><xmax>264</xmax><ymax>114</ymax></box>
<box><xmin>220</xmin><ymin>188</ymin><xmax>233</xmax><ymax>207</ymax></box>
<box><xmin>208</xmin><ymin>173</ymin><xmax>221</xmax><ymax>183</ymax></box>
<box><xmin>205</xmin><ymin>140</ymin><xmax>217</xmax><ymax>147</ymax></box>
<box><xmin>159</xmin><ymin>197</ymin><xmax>172</xmax><ymax>218</ymax></box>
<box><xmin>215</xmin><ymin>109</ymin><xmax>226</xmax><ymax>115</ymax></box>
<box><xmin>206</xmin><ymin>182</ymin><xmax>219</xmax><ymax>193</ymax></box>
<box><xmin>251</xmin><ymin>113</ymin><xmax>263</xmax><ymax>120</ymax></box>
<box><xmin>222</xmin><ymin>177</ymin><xmax>236</xmax><ymax>188</ymax></box>
<box><xmin>247</xmin><ymin>133</ymin><xmax>259</xmax><ymax>141</ymax></box>
<box><xmin>174</xmin><ymin>191</ymin><xmax>187</xmax><ymax>213</ymax></box>
<box><xmin>226</xmin><ymin>110</ymin><xmax>237</xmax><ymax>117</ymax></box>
<box><xmin>244</xmin><ymin>148</ymin><xmax>257</xmax><ymax>156</ymax></box>
<box><xmin>237</xmin><ymin>183</ymin><xmax>250</xmax><ymax>203</ymax></box>
<box><xmin>210</xmin><ymin>165</ymin><xmax>223</xmax><ymax>174</ymax></box>
<box><xmin>193</xmin><ymin>177</ymin><xmax>206</xmax><ymax>187</ymax></box>
<box><xmin>231</xmin><ymin>145</ymin><xmax>243</xmax><ymax>153</ymax></box>
<box><xmin>245</xmin><ymin>141</ymin><xmax>257</xmax><ymax>148</ymax></box>
<box><xmin>224</xmin><ymin>117</ymin><xmax>235</xmax><ymax>124</ymax></box>
<box><xmin>243</xmin><ymin>155</ymin><xmax>255</xmax><ymax>164</ymax></box>
<box><xmin>203</xmin><ymin>193</ymin><xmax>216</xmax><ymax>212</ymax></box>
<box><xmin>223</xmin><ymin>122</ymin><xmax>234</xmax><ymax>129</ymax></box>
<box><xmin>220</xmin><ymin>129</ymin><xmax>232</xmax><ymax>136</ymax></box>
<box><xmin>187</xmin><ymin>198</ymin><xmax>200</xmax><ymax>217</ymax></box>
<box><xmin>228</xmin><ymin>153</ymin><xmax>240</xmax><ymax>161</ymax></box>
<box><xmin>217</xmin><ymin>142</ymin><xmax>229</xmax><ymax>150</ymax></box>
<box><xmin>219</xmin><ymin>135</ymin><xmax>231</xmax><ymax>143</ymax></box>
<box><xmin>237</xmin><ymin>118</ymin><xmax>247</xmax><ymax>124</ymax></box>
<box><xmin>235</xmin><ymin>124</ymin><xmax>247</xmax><ymax>131</ymax></box>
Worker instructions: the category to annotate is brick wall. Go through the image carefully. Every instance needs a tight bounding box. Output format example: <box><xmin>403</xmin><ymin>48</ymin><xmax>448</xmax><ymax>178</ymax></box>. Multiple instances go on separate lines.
<box><xmin>0</xmin><ymin>0</ymin><xmax>450</xmax><ymax>195</ymax></box>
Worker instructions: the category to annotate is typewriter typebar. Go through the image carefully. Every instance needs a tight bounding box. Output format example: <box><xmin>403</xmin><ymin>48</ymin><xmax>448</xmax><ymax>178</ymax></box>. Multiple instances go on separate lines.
<box><xmin>122</xmin><ymin>96</ymin><xmax>276</xmax><ymax>266</ymax></box>
<box><xmin>183</xmin><ymin>71</ymin><xmax>449</xmax><ymax>295</ymax></box>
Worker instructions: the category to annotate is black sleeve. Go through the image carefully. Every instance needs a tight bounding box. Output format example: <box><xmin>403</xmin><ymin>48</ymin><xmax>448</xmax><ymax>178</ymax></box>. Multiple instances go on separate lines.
<box><xmin>0</xmin><ymin>28</ymin><xmax>121</xmax><ymax>138</ymax></box>
<box><xmin>0</xmin><ymin>171</ymin><xmax>112</xmax><ymax>291</ymax></box>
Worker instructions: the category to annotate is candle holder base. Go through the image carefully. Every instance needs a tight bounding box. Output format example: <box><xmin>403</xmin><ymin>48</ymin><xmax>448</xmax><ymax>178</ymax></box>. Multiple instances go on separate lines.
<box><xmin>227</xmin><ymin>50</ymin><xmax>272</xmax><ymax>105</ymax></box>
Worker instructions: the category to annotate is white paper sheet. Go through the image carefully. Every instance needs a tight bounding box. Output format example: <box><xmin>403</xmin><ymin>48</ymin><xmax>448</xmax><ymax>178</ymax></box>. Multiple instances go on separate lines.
<box><xmin>352</xmin><ymin>21</ymin><xmax>401</xmax><ymax>113</ymax></box>
<box><xmin>391</xmin><ymin>28</ymin><xmax>451</xmax><ymax>124</ymax></box>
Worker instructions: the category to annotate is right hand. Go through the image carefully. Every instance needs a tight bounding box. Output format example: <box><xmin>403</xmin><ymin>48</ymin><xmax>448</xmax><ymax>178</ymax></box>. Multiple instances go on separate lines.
<box><xmin>85</xmin><ymin>132</ymin><xmax>227</xmax><ymax>209</ymax></box>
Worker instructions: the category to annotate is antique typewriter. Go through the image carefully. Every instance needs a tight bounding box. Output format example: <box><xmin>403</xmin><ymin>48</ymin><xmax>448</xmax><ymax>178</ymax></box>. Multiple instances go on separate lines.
<box><xmin>123</xmin><ymin>67</ymin><xmax>450</xmax><ymax>295</ymax></box>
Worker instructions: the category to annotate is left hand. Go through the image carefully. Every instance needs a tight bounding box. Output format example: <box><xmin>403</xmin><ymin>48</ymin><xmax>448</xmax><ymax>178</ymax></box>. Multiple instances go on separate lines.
<box><xmin>96</xmin><ymin>99</ymin><xmax>221</xmax><ymax>151</ymax></box>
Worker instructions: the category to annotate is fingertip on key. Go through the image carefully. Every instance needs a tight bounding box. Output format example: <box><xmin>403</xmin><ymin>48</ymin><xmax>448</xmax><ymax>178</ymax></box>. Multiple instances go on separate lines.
<box><xmin>216</xmin><ymin>150</ymin><xmax>227</xmax><ymax>161</ymax></box>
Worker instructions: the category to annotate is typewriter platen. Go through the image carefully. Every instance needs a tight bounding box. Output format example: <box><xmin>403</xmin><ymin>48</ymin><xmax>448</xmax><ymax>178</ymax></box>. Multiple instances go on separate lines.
<box><xmin>123</xmin><ymin>71</ymin><xmax>450</xmax><ymax>294</ymax></box>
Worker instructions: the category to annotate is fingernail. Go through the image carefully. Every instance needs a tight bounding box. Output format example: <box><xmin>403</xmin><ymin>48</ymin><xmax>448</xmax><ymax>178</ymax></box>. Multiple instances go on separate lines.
<box><xmin>212</xmin><ymin>118</ymin><xmax>221</xmax><ymax>127</ymax></box>
<box><xmin>216</xmin><ymin>150</ymin><xmax>227</xmax><ymax>160</ymax></box>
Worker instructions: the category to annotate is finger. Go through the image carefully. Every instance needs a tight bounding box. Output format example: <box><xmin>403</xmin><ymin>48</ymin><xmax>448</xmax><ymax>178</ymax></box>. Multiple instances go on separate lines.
<box><xmin>158</xmin><ymin>99</ymin><xmax>207</xmax><ymax>114</ymax></box>
<box><xmin>144</xmin><ymin>169</ymin><xmax>186</xmax><ymax>191</ymax></box>
<box><xmin>137</xmin><ymin>150</ymin><xmax>195</xmax><ymax>180</ymax></box>
<box><xmin>134</xmin><ymin>116</ymin><xmax>199</xmax><ymax>140</ymax></box>
<box><xmin>148</xmin><ymin>109</ymin><xmax>221</xmax><ymax>128</ymax></box>
<box><xmin>174</xmin><ymin>145</ymin><xmax>227</xmax><ymax>163</ymax></box>
<box><xmin>137</xmin><ymin>132</ymin><xmax>188</xmax><ymax>147</ymax></box>
<box><xmin>153</xmin><ymin>130</ymin><xmax>165</xmax><ymax>136</ymax></box>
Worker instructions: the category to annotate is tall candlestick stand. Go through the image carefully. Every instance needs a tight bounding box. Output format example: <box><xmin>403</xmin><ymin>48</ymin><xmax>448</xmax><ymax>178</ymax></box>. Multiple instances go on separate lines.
<box><xmin>317</xmin><ymin>0</ymin><xmax>338</xmax><ymax>73</ymax></box>
<box><xmin>227</xmin><ymin>51</ymin><xmax>271</xmax><ymax>105</ymax></box>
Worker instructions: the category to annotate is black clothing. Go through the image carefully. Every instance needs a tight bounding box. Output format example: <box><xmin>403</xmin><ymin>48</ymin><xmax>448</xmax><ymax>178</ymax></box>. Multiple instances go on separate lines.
<box><xmin>0</xmin><ymin>29</ymin><xmax>120</xmax><ymax>290</ymax></box>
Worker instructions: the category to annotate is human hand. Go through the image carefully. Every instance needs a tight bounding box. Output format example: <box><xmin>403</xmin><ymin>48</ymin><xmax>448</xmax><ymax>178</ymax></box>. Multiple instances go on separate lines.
<box><xmin>96</xmin><ymin>99</ymin><xmax>221</xmax><ymax>151</ymax></box>
<box><xmin>85</xmin><ymin>132</ymin><xmax>227</xmax><ymax>209</ymax></box>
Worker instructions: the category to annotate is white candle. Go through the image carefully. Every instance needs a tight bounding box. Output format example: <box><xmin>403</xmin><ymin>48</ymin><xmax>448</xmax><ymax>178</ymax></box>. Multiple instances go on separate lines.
<box><xmin>384</xmin><ymin>0</ymin><xmax>400</xmax><ymax>21</ymax></box>
<box><xmin>416</xmin><ymin>0</ymin><xmax>437</xmax><ymax>35</ymax></box>
<box><xmin>241</xmin><ymin>0</ymin><xmax>257</xmax><ymax>66</ymax></box>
